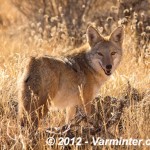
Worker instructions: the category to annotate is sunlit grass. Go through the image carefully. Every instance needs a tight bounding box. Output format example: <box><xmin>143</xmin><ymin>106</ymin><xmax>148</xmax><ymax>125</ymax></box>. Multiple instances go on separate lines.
<box><xmin>0</xmin><ymin>0</ymin><xmax>149</xmax><ymax>149</ymax></box>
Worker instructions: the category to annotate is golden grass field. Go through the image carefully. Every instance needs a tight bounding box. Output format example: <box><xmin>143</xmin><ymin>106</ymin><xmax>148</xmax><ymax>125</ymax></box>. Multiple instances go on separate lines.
<box><xmin>0</xmin><ymin>0</ymin><xmax>149</xmax><ymax>150</ymax></box>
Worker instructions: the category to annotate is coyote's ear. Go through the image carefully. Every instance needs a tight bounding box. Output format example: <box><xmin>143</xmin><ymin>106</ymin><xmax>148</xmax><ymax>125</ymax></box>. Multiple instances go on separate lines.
<box><xmin>87</xmin><ymin>26</ymin><xmax>104</xmax><ymax>47</ymax></box>
<box><xmin>110</xmin><ymin>27</ymin><xmax>124</xmax><ymax>47</ymax></box>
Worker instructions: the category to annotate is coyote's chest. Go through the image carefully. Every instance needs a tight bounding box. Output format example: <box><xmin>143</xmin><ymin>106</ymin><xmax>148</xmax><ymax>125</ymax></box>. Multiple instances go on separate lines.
<box><xmin>51</xmin><ymin>87</ymin><xmax>80</xmax><ymax>109</ymax></box>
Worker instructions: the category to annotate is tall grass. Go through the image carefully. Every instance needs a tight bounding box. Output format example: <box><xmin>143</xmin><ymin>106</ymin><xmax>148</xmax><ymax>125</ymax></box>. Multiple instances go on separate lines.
<box><xmin>0</xmin><ymin>0</ymin><xmax>149</xmax><ymax>149</ymax></box>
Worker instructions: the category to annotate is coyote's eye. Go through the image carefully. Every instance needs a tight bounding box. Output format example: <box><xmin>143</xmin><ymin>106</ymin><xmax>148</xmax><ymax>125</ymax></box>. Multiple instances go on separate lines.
<box><xmin>111</xmin><ymin>52</ymin><xmax>117</xmax><ymax>55</ymax></box>
<box><xmin>97</xmin><ymin>52</ymin><xmax>103</xmax><ymax>56</ymax></box>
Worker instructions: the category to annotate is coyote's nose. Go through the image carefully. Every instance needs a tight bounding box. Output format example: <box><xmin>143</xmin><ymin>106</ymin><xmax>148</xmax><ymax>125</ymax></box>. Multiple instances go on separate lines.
<box><xmin>106</xmin><ymin>64</ymin><xmax>112</xmax><ymax>70</ymax></box>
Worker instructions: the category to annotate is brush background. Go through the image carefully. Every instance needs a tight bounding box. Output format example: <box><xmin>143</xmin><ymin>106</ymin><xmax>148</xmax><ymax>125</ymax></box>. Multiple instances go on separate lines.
<box><xmin>0</xmin><ymin>0</ymin><xmax>149</xmax><ymax>149</ymax></box>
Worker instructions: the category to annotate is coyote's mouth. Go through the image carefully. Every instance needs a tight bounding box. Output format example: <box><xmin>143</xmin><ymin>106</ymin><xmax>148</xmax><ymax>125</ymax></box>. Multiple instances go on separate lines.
<box><xmin>99</xmin><ymin>62</ymin><xmax>112</xmax><ymax>76</ymax></box>
<box><xmin>104</xmin><ymin>70</ymin><xmax>111</xmax><ymax>76</ymax></box>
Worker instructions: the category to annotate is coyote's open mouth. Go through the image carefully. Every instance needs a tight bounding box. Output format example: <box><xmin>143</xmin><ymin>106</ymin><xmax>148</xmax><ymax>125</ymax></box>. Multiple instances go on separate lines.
<box><xmin>104</xmin><ymin>70</ymin><xmax>111</xmax><ymax>76</ymax></box>
<box><xmin>99</xmin><ymin>62</ymin><xmax>112</xmax><ymax>76</ymax></box>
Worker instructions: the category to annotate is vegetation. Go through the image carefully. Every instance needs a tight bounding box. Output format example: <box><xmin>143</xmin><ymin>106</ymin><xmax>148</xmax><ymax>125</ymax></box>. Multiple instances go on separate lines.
<box><xmin>0</xmin><ymin>0</ymin><xmax>149</xmax><ymax>149</ymax></box>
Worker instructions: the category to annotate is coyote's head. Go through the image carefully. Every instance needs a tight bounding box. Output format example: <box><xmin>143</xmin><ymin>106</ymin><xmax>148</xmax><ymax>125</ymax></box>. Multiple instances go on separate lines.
<box><xmin>86</xmin><ymin>26</ymin><xmax>124</xmax><ymax>76</ymax></box>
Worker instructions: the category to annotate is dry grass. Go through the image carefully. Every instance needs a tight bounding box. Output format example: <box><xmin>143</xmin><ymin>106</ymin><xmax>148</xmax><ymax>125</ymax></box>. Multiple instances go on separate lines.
<box><xmin>0</xmin><ymin>0</ymin><xmax>150</xmax><ymax>150</ymax></box>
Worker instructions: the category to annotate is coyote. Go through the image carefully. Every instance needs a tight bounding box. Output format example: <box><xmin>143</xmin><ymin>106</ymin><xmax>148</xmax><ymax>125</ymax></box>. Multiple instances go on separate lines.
<box><xmin>18</xmin><ymin>26</ymin><xmax>123</xmax><ymax>130</ymax></box>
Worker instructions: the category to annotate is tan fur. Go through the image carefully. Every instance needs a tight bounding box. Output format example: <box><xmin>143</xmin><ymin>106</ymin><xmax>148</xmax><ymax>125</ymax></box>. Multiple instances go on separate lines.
<box><xmin>18</xmin><ymin>26</ymin><xmax>124</xmax><ymax>129</ymax></box>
